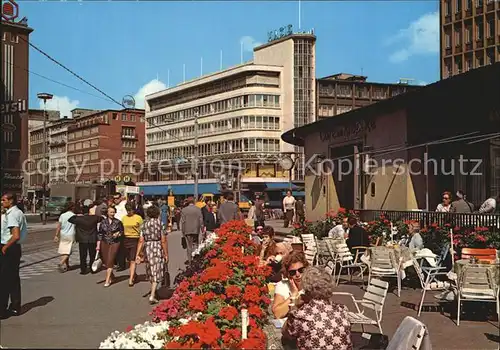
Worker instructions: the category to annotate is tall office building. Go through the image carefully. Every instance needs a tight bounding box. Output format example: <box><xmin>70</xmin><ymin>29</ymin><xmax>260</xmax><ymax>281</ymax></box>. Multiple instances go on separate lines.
<box><xmin>1</xmin><ymin>2</ymin><xmax>32</xmax><ymax>196</ymax></box>
<box><xmin>440</xmin><ymin>0</ymin><xmax>499</xmax><ymax>78</ymax></box>
<box><xmin>142</xmin><ymin>29</ymin><xmax>316</xmax><ymax>196</ymax></box>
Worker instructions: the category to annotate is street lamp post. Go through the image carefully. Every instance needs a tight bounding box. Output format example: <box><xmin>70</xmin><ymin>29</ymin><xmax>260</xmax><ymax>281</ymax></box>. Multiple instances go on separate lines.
<box><xmin>37</xmin><ymin>93</ymin><xmax>53</xmax><ymax>225</ymax></box>
<box><xmin>193</xmin><ymin>108</ymin><xmax>199</xmax><ymax>201</ymax></box>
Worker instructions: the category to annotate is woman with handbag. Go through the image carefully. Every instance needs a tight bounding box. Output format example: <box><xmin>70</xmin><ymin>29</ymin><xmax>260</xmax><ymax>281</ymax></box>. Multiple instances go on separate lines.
<box><xmin>97</xmin><ymin>206</ymin><xmax>124</xmax><ymax>287</ymax></box>
<box><xmin>135</xmin><ymin>206</ymin><xmax>169</xmax><ymax>304</ymax></box>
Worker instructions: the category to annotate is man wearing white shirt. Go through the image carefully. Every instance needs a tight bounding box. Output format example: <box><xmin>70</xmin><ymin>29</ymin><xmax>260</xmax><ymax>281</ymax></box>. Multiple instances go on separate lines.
<box><xmin>1</xmin><ymin>193</ymin><xmax>28</xmax><ymax>318</ymax></box>
<box><xmin>113</xmin><ymin>192</ymin><xmax>127</xmax><ymax>221</ymax></box>
<box><xmin>479</xmin><ymin>195</ymin><xmax>499</xmax><ymax>214</ymax></box>
<box><xmin>328</xmin><ymin>217</ymin><xmax>349</xmax><ymax>240</ymax></box>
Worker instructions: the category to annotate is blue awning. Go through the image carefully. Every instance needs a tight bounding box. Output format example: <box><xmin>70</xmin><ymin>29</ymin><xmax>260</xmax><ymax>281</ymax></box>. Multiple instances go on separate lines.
<box><xmin>265</xmin><ymin>182</ymin><xmax>301</xmax><ymax>190</ymax></box>
<box><xmin>140</xmin><ymin>183</ymin><xmax>219</xmax><ymax>196</ymax></box>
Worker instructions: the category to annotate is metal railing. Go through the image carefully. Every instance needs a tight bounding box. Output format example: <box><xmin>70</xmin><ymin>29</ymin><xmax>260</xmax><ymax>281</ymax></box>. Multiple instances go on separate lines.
<box><xmin>357</xmin><ymin>210</ymin><xmax>500</xmax><ymax>232</ymax></box>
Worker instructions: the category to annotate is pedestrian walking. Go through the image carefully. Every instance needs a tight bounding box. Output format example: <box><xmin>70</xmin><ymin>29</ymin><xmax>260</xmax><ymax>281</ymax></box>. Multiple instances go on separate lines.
<box><xmin>282</xmin><ymin>190</ymin><xmax>296</xmax><ymax>228</ymax></box>
<box><xmin>112</xmin><ymin>192</ymin><xmax>127</xmax><ymax>271</ymax></box>
<box><xmin>295</xmin><ymin>198</ymin><xmax>305</xmax><ymax>225</ymax></box>
<box><xmin>122</xmin><ymin>203</ymin><xmax>143</xmax><ymax>287</ymax></box>
<box><xmin>180</xmin><ymin>197</ymin><xmax>204</xmax><ymax>262</ymax></box>
<box><xmin>254</xmin><ymin>195</ymin><xmax>265</xmax><ymax>230</ymax></box>
<box><xmin>135</xmin><ymin>206</ymin><xmax>169</xmax><ymax>304</ymax></box>
<box><xmin>0</xmin><ymin>193</ymin><xmax>28</xmax><ymax>318</ymax></box>
<box><xmin>97</xmin><ymin>207</ymin><xmax>124</xmax><ymax>287</ymax></box>
<box><xmin>218</xmin><ymin>192</ymin><xmax>240</xmax><ymax>226</ymax></box>
<box><xmin>53</xmin><ymin>202</ymin><xmax>76</xmax><ymax>272</ymax></box>
<box><xmin>160</xmin><ymin>199</ymin><xmax>169</xmax><ymax>229</ymax></box>
<box><xmin>68</xmin><ymin>205</ymin><xmax>102</xmax><ymax>274</ymax></box>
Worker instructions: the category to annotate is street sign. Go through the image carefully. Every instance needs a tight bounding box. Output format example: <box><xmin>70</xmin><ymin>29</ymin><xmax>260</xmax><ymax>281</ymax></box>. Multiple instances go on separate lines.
<box><xmin>123</xmin><ymin>175</ymin><xmax>131</xmax><ymax>182</ymax></box>
<box><xmin>0</xmin><ymin>99</ymin><xmax>27</xmax><ymax>114</ymax></box>
<box><xmin>114</xmin><ymin>175</ymin><xmax>121</xmax><ymax>182</ymax></box>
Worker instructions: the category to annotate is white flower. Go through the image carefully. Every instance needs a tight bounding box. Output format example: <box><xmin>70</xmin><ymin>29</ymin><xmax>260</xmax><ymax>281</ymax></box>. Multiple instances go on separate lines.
<box><xmin>99</xmin><ymin>321</ymin><xmax>171</xmax><ymax>349</ymax></box>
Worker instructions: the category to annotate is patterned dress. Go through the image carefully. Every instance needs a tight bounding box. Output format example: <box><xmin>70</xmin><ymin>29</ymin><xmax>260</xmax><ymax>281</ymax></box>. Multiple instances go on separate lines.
<box><xmin>141</xmin><ymin>218</ymin><xmax>167</xmax><ymax>283</ymax></box>
<box><xmin>286</xmin><ymin>299</ymin><xmax>352</xmax><ymax>350</ymax></box>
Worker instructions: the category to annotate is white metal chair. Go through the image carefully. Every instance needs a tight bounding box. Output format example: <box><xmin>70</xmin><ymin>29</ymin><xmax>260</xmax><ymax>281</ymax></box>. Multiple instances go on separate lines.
<box><xmin>456</xmin><ymin>265</ymin><xmax>499</xmax><ymax>326</ymax></box>
<box><xmin>333</xmin><ymin>278</ymin><xmax>389</xmax><ymax>334</ymax></box>
<box><xmin>301</xmin><ymin>233</ymin><xmax>318</xmax><ymax>266</ymax></box>
<box><xmin>386</xmin><ymin>316</ymin><xmax>429</xmax><ymax>350</ymax></box>
<box><xmin>368</xmin><ymin>248</ymin><xmax>403</xmax><ymax>297</ymax></box>
<box><xmin>412</xmin><ymin>258</ymin><xmax>451</xmax><ymax>316</ymax></box>
<box><xmin>334</xmin><ymin>243</ymin><xmax>366</xmax><ymax>286</ymax></box>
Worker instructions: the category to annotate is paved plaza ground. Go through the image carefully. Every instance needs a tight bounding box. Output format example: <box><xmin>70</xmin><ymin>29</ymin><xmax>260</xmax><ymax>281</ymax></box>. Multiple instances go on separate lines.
<box><xmin>0</xmin><ymin>222</ymin><xmax>498</xmax><ymax>349</ymax></box>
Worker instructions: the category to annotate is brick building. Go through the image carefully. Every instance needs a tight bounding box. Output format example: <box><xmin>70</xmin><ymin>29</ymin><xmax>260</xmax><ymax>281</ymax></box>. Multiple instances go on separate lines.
<box><xmin>316</xmin><ymin>73</ymin><xmax>420</xmax><ymax>120</ymax></box>
<box><xmin>66</xmin><ymin>108</ymin><xmax>145</xmax><ymax>184</ymax></box>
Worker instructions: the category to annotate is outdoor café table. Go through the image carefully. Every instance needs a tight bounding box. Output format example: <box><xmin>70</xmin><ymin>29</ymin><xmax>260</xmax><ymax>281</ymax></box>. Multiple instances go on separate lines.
<box><xmin>453</xmin><ymin>259</ymin><xmax>500</xmax><ymax>289</ymax></box>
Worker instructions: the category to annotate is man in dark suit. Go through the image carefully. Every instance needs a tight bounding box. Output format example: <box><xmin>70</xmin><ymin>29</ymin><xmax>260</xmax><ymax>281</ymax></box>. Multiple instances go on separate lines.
<box><xmin>180</xmin><ymin>197</ymin><xmax>204</xmax><ymax>262</ymax></box>
<box><xmin>202</xmin><ymin>200</ymin><xmax>218</xmax><ymax>233</ymax></box>
<box><xmin>346</xmin><ymin>217</ymin><xmax>369</xmax><ymax>255</ymax></box>
<box><xmin>218</xmin><ymin>192</ymin><xmax>240</xmax><ymax>225</ymax></box>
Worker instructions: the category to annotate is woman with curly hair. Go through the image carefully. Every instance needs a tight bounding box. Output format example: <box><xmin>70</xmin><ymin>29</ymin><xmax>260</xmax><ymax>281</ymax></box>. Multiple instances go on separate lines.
<box><xmin>135</xmin><ymin>205</ymin><xmax>169</xmax><ymax>304</ymax></box>
<box><xmin>282</xmin><ymin>266</ymin><xmax>352</xmax><ymax>350</ymax></box>
<box><xmin>272</xmin><ymin>251</ymin><xmax>309</xmax><ymax>319</ymax></box>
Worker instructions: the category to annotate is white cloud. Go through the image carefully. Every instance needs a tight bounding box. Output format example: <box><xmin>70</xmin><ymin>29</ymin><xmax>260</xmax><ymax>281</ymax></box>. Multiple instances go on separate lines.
<box><xmin>134</xmin><ymin>79</ymin><xmax>167</xmax><ymax>109</ymax></box>
<box><xmin>418</xmin><ymin>81</ymin><xmax>428</xmax><ymax>86</ymax></box>
<box><xmin>39</xmin><ymin>95</ymin><xmax>79</xmax><ymax>118</ymax></box>
<box><xmin>386</xmin><ymin>12</ymin><xmax>439</xmax><ymax>63</ymax></box>
<box><xmin>240</xmin><ymin>36</ymin><xmax>262</xmax><ymax>53</ymax></box>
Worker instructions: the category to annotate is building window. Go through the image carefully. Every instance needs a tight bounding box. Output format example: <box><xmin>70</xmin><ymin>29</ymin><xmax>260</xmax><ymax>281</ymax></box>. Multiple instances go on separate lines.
<box><xmin>487</xmin><ymin>18</ymin><xmax>494</xmax><ymax>38</ymax></box>
<box><xmin>476</xmin><ymin>21</ymin><xmax>484</xmax><ymax>40</ymax></box>
<box><xmin>465</xmin><ymin>57</ymin><xmax>473</xmax><ymax>71</ymax></box>
<box><xmin>455</xmin><ymin>56</ymin><xmax>463</xmax><ymax>73</ymax></box>
<box><xmin>131</xmin><ymin>114</ymin><xmax>136</xmax><ymax>122</ymax></box>
<box><xmin>486</xmin><ymin>51</ymin><xmax>495</xmax><ymax>65</ymax></box>
<box><xmin>445</xmin><ymin>62</ymin><xmax>452</xmax><ymax>77</ymax></box>
<box><xmin>455</xmin><ymin>29</ymin><xmax>462</xmax><ymax>46</ymax></box>
<box><xmin>475</xmin><ymin>0</ymin><xmax>482</xmax><ymax>7</ymax></box>
<box><xmin>445</xmin><ymin>0</ymin><xmax>451</xmax><ymax>15</ymax></box>
<box><xmin>121</xmin><ymin>113</ymin><xmax>127</xmax><ymax>121</ymax></box>
<box><xmin>465</xmin><ymin>0</ymin><xmax>472</xmax><ymax>9</ymax></box>
<box><xmin>445</xmin><ymin>33</ymin><xmax>451</xmax><ymax>48</ymax></box>
<box><xmin>476</xmin><ymin>55</ymin><xmax>484</xmax><ymax>67</ymax></box>
<box><xmin>455</xmin><ymin>0</ymin><xmax>462</xmax><ymax>12</ymax></box>
<box><xmin>465</xmin><ymin>27</ymin><xmax>472</xmax><ymax>43</ymax></box>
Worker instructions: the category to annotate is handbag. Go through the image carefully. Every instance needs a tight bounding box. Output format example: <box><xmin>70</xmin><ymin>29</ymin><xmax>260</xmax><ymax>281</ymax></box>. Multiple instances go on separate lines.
<box><xmin>181</xmin><ymin>236</ymin><xmax>187</xmax><ymax>249</ymax></box>
<box><xmin>91</xmin><ymin>251</ymin><xmax>102</xmax><ymax>272</ymax></box>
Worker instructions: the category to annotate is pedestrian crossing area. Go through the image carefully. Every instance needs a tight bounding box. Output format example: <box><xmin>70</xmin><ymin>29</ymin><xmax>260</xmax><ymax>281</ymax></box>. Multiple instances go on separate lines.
<box><xmin>20</xmin><ymin>245</ymin><xmax>81</xmax><ymax>280</ymax></box>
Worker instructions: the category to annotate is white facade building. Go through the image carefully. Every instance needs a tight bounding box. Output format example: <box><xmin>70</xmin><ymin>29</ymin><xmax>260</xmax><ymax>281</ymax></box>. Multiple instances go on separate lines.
<box><xmin>141</xmin><ymin>32</ymin><xmax>316</xmax><ymax>196</ymax></box>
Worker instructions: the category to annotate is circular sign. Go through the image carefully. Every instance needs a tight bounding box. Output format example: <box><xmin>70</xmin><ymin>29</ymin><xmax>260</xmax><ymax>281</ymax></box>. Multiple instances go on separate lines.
<box><xmin>122</xmin><ymin>95</ymin><xmax>136</xmax><ymax>109</ymax></box>
<box><xmin>123</xmin><ymin>175</ymin><xmax>131</xmax><ymax>182</ymax></box>
<box><xmin>114</xmin><ymin>175</ymin><xmax>122</xmax><ymax>182</ymax></box>
<box><xmin>280</xmin><ymin>156</ymin><xmax>294</xmax><ymax>170</ymax></box>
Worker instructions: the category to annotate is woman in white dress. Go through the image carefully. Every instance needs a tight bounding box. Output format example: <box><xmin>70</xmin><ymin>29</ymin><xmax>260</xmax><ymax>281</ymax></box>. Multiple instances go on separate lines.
<box><xmin>54</xmin><ymin>202</ymin><xmax>76</xmax><ymax>272</ymax></box>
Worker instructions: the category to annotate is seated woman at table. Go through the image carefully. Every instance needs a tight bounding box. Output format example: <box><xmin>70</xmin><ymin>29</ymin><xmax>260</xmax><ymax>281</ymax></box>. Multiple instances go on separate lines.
<box><xmin>259</xmin><ymin>227</ymin><xmax>292</xmax><ymax>282</ymax></box>
<box><xmin>272</xmin><ymin>251</ymin><xmax>309</xmax><ymax>319</ymax></box>
<box><xmin>408</xmin><ymin>221</ymin><xmax>424</xmax><ymax>252</ymax></box>
<box><xmin>282</xmin><ymin>266</ymin><xmax>352</xmax><ymax>350</ymax></box>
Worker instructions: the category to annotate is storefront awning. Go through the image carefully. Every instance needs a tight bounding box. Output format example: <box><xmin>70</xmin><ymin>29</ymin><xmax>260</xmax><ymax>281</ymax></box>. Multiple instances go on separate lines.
<box><xmin>265</xmin><ymin>182</ymin><xmax>301</xmax><ymax>190</ymax></box>
<box><xmin>140</xmin><ymin>183</ymin><xmax>219</xmax><ymax>196</ymax></box>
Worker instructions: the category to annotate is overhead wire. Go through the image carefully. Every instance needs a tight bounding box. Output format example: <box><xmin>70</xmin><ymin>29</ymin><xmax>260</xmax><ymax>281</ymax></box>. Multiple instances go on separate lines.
<box><xmin>21</xmin><ymin>37</ymin><xmax>195</xmax><ymax>147</ymax></box>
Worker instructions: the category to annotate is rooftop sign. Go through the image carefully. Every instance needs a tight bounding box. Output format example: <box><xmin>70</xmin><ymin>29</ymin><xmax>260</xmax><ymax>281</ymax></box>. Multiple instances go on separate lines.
<box><xmin>267</xmin><ymin>24</ymin><xmax>293</xmax><ymax>43</ymax></box>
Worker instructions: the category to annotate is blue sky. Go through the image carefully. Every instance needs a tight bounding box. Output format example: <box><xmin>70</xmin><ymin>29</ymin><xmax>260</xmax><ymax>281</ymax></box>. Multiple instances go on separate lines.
<box><xmin>19</xmin><ymin>1</ymin><xmax>440</xmax><ymax>117</ymax></box>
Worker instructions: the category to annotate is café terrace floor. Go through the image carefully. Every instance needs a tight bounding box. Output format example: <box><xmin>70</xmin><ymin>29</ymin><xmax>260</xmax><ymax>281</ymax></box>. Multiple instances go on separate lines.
<box><xmin>331</xmin><ymin>280</ymin><xmax>499</xmax><ymax>349</ymax></box>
